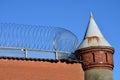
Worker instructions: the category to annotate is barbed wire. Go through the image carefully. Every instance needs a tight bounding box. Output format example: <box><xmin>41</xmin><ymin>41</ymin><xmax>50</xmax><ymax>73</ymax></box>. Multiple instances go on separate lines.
<box><xmin>0</xmin><ymin>23</ymin><xmax>78</xmax><ymax>59</ymax></box>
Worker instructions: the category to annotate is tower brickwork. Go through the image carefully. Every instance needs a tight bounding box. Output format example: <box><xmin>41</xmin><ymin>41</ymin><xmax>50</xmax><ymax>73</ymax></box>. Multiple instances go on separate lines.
<box><xmin>75</xmin><ymin>13</ymin><xmax>114</xmax><ymax>80</ymax></box>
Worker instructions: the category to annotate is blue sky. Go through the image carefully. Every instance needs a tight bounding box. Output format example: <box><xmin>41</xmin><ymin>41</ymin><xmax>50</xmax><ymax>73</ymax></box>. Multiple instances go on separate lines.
<box><xmin>0</xmin><ymin>0</ymin><xmax>120</xmax><ymax>80</ymax></box>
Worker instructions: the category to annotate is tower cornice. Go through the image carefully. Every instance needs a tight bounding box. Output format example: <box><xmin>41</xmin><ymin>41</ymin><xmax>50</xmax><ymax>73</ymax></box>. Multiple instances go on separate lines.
<box><xmin>76</xmin><ymin>46</ymin><xmax>114</xmax><ymax>54</ymax></box>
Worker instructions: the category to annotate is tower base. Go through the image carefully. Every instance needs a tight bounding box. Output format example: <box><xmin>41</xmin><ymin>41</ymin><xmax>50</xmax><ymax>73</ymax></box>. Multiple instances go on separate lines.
<box><xmin>85</xmin><ymin>69</ymin><xmax>113</xmax><ymax>80</ymax></box>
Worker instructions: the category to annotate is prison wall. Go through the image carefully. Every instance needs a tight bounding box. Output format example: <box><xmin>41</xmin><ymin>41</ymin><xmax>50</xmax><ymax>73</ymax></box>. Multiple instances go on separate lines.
<box><xmin>0</xmin><ymin>58</ymin><xmax>84</xmax><ymax>80</ymax></box>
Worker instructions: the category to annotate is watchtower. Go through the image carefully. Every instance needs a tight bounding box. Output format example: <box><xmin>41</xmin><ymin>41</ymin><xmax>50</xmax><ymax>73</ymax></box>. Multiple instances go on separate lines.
<box><xmin>75</xmin><ymin>13</ymin><xmax>114</xmax><ymax>80</ymax></box>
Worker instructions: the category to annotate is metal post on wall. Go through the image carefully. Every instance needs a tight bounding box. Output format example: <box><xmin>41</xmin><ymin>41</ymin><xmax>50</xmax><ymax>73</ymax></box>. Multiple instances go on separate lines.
<box><xmin>53</xmin><ymin>36</ymin><xmax>58</xmax><ymax>60</ymax></box>
<box><xmin>54</xmin><ymin>49</ymin><xmax>58</xmax><ymax>60</ymax></box>
<box><xmin>22</xmin><ymin>49</ymin><xmax>28</xmax><ymax>58</ymax></box>
<box><xmin>25</xmin><ymin>49</ymin><xmax>28</xmax><ymax>58</ymax></box>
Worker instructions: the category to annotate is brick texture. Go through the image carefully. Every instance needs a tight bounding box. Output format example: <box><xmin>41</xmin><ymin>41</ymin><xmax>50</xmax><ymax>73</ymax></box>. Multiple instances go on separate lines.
<box><xmin>0</xmin><ymin>59</ymin><xmax>84</xmax><ymax>80</ymax></box>
<box><xmin>75</xmin><ymin>46</ymin><xmax>114</xmax><ymax>70</ymax></box>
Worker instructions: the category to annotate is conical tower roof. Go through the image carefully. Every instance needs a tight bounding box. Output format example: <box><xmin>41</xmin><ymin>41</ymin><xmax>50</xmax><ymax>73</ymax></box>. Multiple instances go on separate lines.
<box><xmin>77</xmin><ymin>13</ymin><xmax>111</xmax><ymax>49</ymax></box>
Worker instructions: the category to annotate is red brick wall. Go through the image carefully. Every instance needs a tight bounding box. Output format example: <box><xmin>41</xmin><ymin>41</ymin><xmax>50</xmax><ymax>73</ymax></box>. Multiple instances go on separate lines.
<box><xmin>0</xmin><ymin>59</ymin><xmax>84</xmax><ymax>80</ymax></box>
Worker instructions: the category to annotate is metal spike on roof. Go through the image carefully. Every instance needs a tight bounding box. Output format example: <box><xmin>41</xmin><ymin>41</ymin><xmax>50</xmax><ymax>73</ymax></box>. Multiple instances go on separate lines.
<box><xmin>77</xmin><ymin>12</ymin><xmax>112</xmax><ymax>49</ymax></box>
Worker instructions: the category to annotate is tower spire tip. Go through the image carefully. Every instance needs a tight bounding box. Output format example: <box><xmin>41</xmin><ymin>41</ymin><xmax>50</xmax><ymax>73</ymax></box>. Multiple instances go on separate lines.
<box><xmin>90</xmin><ymin>12</ymin><xmax>93</xmax><ymax>18</ymax></box>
